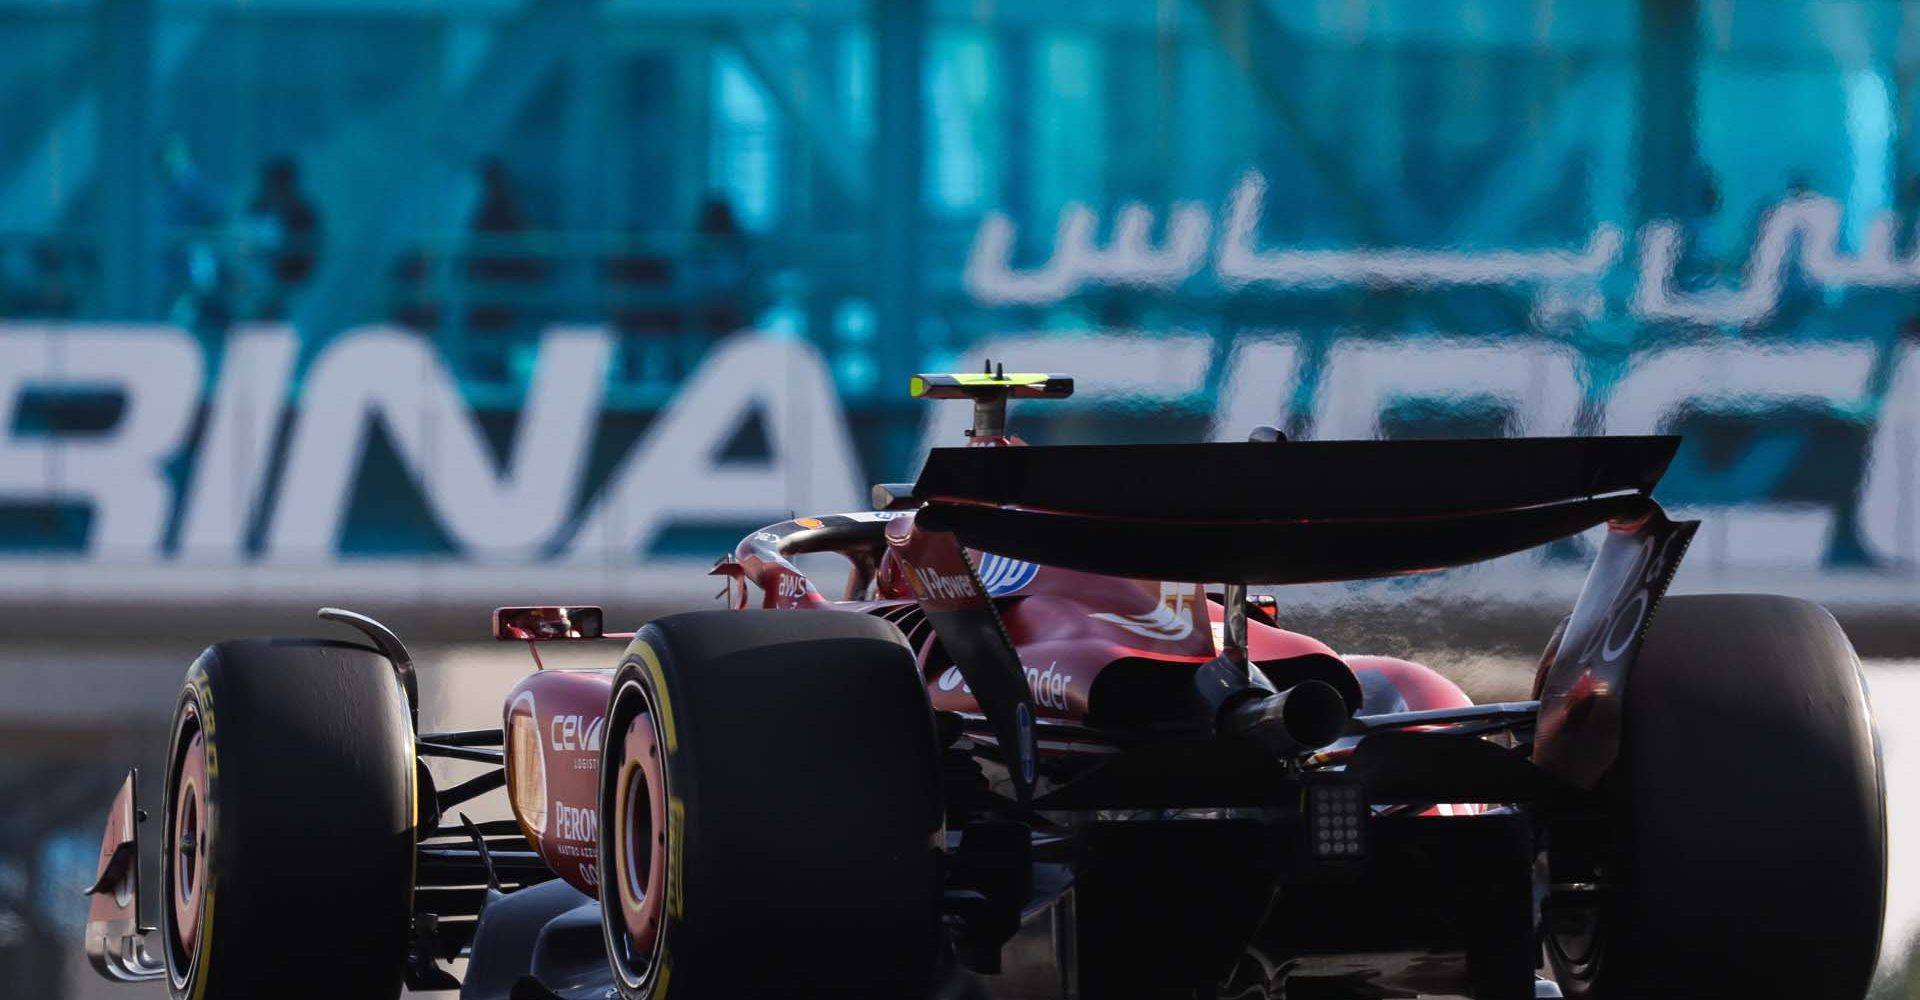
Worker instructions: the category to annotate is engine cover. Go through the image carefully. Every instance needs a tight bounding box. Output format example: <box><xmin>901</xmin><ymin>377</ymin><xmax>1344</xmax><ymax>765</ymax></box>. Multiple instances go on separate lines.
<box><xmin>504</xmin><ymin>669</ymin><xmax>616</xmax><ymax>897</ymax></box>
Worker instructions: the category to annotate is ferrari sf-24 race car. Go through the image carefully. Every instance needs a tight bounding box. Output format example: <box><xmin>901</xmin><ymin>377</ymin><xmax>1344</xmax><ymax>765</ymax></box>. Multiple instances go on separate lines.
<box><xmin>83</xmin><ymin>370</ymin><xmax>1886</xmax><ymax>1000</ymax></box>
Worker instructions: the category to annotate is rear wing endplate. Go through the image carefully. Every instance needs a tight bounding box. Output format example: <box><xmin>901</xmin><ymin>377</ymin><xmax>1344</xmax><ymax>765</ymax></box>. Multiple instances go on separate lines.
<box><xmin>1532</xmin><ymin>505</ymin><xmax>1698</xmax><ymax>787</ymax></box>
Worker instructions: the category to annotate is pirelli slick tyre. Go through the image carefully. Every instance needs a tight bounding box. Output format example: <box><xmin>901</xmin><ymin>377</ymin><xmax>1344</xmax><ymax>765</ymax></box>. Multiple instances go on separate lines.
<box><xmin>1545</xmin><ymin>594</ymin><xmax>1886</xmax><ymax>1000</ymax></box>
<box><xmin>597</xmin><ymin>610</ymin><xmax>945</xmax><ymax>1000</ymax></box>
<box><xmin>160</xmin><ymin>638</ymin><xmax>415</xmax><ymax>1000</ymax></box>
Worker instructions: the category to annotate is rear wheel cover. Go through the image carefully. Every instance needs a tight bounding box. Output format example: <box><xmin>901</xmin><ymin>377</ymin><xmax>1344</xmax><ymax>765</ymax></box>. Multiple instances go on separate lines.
<box><xmin>595</xmin><ymin>612</ymin><xmax>946</xmax><ymax>1000</ymax></box>
<box><xmin>154</xmin><ymin>640</ymin><xmax>416</xmax><ymax>1000</ymax></box>
<box><xmin>1542</xmin><ymin>894</ymin><xmax>1605</xmax><ymax>994</ymax></box>
<box><xmin>1543</xmin><ymin>594</ymin><xmax>1885</xmax><ymax>999</ymax></box>
<box><xmin>170</xmin><ymin>730</ymin><xmax>208</xmax><ymax>953</ymax></box>
<box><xmin>162</xmin><ymin>696</ymin><xmax>213</xmax><ymax>994</ymax></box>
<box><xmin>605</xmin><ymin>680</ymin><xmax>671</xmax><ymax>994</ymax></box>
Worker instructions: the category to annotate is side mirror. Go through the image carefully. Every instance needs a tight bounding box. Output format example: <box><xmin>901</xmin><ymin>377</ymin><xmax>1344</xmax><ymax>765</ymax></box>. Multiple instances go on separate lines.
<box><xmin>492</xmin><ymin>606</ymin><xmax>605</xmax><ymax>641</ymax></box>
<box><xmin>871</xmin><ymin>482</ymin><xmax>920</xmax><ymax>511</ymax></box>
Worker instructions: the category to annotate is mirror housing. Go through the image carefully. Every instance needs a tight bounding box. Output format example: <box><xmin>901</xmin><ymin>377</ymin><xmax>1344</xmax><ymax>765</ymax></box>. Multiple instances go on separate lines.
<box><xmin>492</xmin><ymin>606</ymin><xmax>605</xmax><ymax>641</ymax></box>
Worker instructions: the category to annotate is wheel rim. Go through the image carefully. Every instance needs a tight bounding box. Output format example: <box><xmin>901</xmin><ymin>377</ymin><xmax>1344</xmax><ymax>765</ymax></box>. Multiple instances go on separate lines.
<box><xmin>164</xmin><ymin>701</ymin><xmax>210</xmax><ymax>988</ymax></box>
<box><xmin>1544</xmin><ymin>900</ymin><xmax>1605</xmax><ymax>990</ymax></box>
<box><xmin>606</xmin><ymin>681</ymin><xmax>668</xmax><ymax>990</ymax></box>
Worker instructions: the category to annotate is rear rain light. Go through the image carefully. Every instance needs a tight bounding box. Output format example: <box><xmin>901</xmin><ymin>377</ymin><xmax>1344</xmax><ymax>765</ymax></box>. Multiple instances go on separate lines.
<box><xmin>1306</xmin><ymin>780</ymin><xmax>1368</xmax><ymax>860</ymax></box>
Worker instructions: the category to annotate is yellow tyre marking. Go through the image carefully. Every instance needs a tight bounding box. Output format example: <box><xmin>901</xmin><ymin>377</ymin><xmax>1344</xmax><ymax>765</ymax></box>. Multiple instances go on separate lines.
<box><xmin>654</xmin><ymin>950</ymin><xmax>673</xmax><ymax>998</ymax></box>
<box><xmin>628</xmin><ymin>638</ymin><xmax>684</xmax><ymax>997</ymax></box>
<box><xmin>630</xmin><ymin>642</ymin><xmax>678</xmax><ymax>754</ymax></box>
<box><xmin>188</xmin><ymin>889</ymin><xmax>214</xmax><ymax>1000</ymax></box>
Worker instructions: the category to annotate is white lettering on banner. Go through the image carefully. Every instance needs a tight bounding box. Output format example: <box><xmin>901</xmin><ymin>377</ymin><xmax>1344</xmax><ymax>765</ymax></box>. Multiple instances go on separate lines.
<box><xmin>1632</xmin><ymin>195</ymin><xmax>1920</xmax><ymax>326</ymax></box>
<box><xmin>965</xmin><ymin>174</ymin><xmax>1920</xmax><ymax>328</ymax></box>
<box><xmin>1211</xmin><ymin>335</ymin><xmax>1301</xmax><ymax>442</ymax></box>
<box><xmin>568</xmin><ymin>333</ymin><xmax>861</xmax><ymax>560</ymax></box>
<box><xmin>1604</xmin><ymin>346</ymin><xmax>1876</xmax><ymax>437</ymax></box>
<box><xmin>1861</xmin><ymin>344</ymin><xmax>1920</xmax><ymax>567</ymax></box>
<box><xmin>1312</xmin><ymin>341</ymin><xmax>1582</xmax><ymax>440</ymax></box>
<box><xmin>0</xmin><ymin>325</ymin><xmax>202</xmax><ymax>560</ymax></box>
<box><xmin>266</xmin><ymin>326</ymin><xmax>609</xmax><ymax>563</ymax></box>
<box><xmin>178</xmin><ymin>326</ymin><xmax>298</xmax><ymax>559</ymax></box>
<box><xmin>964</xmin><ymin>202</ymin><xmax>1213</xmax><ymax>305</ymax></box>
<box><xmin>5</xmin><ymin>322</ymin><xmax>1920</xmax><ymax>582</ymax></box>
<box><xmin>966</xmin><ymin>171</ymin><xmax>1622</xmax><ymax>313</ymax></box>
<box><xmin>1604</xmin><ymin>344</ymin><xmax>1875</xmax><ymax>569</ymax></box>
<box><xmin>1217</xmin><ymin>172</ymin><xmax>1624</xmax><ymax>296</ymax></box>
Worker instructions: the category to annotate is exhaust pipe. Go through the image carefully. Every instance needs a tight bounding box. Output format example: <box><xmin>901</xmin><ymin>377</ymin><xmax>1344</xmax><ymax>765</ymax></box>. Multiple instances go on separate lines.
<box><xmin>1193</xmin><ymin>652</ymin><xmax>1352</xmax><ymax>755</ymax></box>
<box><xmin>1220</xmin><ymin>678</ymin><xmax>1350</xmax><ymax>756</ymax></box>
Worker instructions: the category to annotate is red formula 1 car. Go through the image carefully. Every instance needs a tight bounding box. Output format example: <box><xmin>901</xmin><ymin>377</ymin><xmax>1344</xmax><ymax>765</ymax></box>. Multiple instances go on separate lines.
<box><xmin>83</xmin><ymin>371</ymin><xmax>1886</xmax><ymax>1000</ymax></box>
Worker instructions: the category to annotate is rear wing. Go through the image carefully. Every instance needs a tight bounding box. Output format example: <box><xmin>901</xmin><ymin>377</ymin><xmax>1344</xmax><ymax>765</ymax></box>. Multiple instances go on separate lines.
<box><xmin>911</xmin><ymin>436</ymin><xmax>1681</xmax><ymax>584</ymax></box>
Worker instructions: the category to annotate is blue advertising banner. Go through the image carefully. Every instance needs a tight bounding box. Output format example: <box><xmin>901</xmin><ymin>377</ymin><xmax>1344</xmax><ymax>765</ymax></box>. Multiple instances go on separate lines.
<box><xmin>2</xmin><ymin>0</ymin><xmax>1918</xmax><ymax>611</ymax></box>
<box><xmin>4</xmin><ymin>314</ymin><xmax>1918</xmax><ymax>609</ymax></box>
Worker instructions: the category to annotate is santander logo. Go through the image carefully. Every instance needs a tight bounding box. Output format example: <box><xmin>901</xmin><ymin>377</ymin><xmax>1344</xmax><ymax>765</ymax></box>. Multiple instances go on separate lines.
<box><xmin>936</xmin><ymin>662</ymin><xmax>1073</xmax><ymax>712</ymax></box>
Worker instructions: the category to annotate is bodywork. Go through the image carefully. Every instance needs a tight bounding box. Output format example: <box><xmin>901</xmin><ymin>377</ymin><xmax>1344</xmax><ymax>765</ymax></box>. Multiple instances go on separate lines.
<box><xmin>84</xmin><ymin>371</ymin><xmax>1704</xmax><ymax>999</ymax></box>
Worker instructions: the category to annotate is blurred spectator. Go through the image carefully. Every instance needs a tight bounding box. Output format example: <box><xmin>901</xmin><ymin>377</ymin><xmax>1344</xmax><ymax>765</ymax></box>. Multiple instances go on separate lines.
<box><xmin>1895</xmin><ymin>174</ymin><xmax>1920</xmax><ymax>260</ymax></box>
<box><xmin>604</xmin><ymin>196</ymin><xmax>759</xmax><ymax>386</ymax></box>
<box><xmin>465</xmin><ymin>158</ymin><xmax>547</xmax><ymax>378</ymax></box>
<box><xmin>238</xmin><ymin>155</ymin><xmax>323</xmax><ymax>320</ymax></box>
<box><xmin>157</xmin><ymin>133</ymin><xmax>230</xmax><ymax>335</ymax></box>
<box><xmin>158</xmin><ymin>133</ymin><xmax>224</xmax><ymax>239</ymax></box>
<box><xmin>166</xmin><ymin>239</ymin><xmax>234</xmax><ymax>342</ymax></box>
<box><xmin>470</xmin><ymin>157</ymin><xmax>538</xmax><ymax>282</ymax></box>
<box><xmin>603</xmin><ymin>229</ymin><xmax>677</xmax><ymax>384</ymax></box>
<box><xmin>390</xmin><ymin>247</ymin><xmax>442</xmax><ymax>332</ymax></box>
<box><xmin>687</xmin><ymin>194</ymin><xmax>760</xmax><ymax>336</ymax></box>
<box><xmin>0</xmin><ymin>239</ymin><xmax>78</xmax><ymax>318</ymax></box>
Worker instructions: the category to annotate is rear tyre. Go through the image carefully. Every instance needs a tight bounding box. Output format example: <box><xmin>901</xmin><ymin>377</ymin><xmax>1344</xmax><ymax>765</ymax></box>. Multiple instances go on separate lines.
<box><xmin>1545</xmin><ymin>594</ymin><xmax>1885</xmax><ymax>999</ymax></box>
<box><xmin>598</xmin><ymin>610</ymin><xmax>945</xmax><ymax>999</ymax></box>
<box><xmin>160</xmin><ymin>638</ymin><xmax>415</xmax><ymax>1000</ymax></box>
